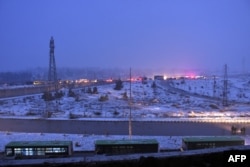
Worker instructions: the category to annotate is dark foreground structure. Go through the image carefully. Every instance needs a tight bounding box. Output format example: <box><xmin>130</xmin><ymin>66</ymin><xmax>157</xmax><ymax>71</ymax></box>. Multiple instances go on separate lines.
<box><xmin>5</xmin><ymin>141</ymin><xmax>73</xmax><ymax>159</ymax></box>
<box><xmin>1</xmin><ymin>145</ymin><xmax>250</xmax><ymax>167</ymax></box>
<box><xmin>182</xmin><ymin>136</ymin><xmax>244</xmax><ymax>150</ymax></box>
<box><xmin>95</xmin><ymin>139</ymin><xmax>159</xmax><ymax>155</ymax></box>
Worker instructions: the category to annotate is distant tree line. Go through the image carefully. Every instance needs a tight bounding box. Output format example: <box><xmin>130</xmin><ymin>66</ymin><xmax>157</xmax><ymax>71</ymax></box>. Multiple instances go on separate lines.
<box><xmin>0</xmin><ymin>72</ymin><xmax>32</xmax><ymax>85</ymax></box>
<box><xmin>114</xmin><ymin>79</ymin><xmax>123</xmax><ymax>90</ymax></box>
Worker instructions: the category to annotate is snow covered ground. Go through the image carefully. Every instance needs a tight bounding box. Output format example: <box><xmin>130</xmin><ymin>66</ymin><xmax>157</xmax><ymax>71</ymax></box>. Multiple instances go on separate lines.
<box><xmin>1</xmin><ymin>74</ymin><xmax>250</xmax><ymax>119</ymax></box>
<box><xmin>1</xmin><ymin>74</ymin><xmax>250</xmax><ymax>153</ymax></box>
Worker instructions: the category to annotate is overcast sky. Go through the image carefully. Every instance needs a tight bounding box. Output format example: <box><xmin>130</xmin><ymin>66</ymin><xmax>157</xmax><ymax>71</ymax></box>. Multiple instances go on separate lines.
<box><xmin>0</xmin><ymin>0</ymin><xmax>250</xmax><ymax>73</ymax></box>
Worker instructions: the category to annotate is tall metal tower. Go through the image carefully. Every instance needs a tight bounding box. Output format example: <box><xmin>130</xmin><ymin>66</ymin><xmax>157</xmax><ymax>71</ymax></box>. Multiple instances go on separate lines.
<box><xmin>48</xmin><ymin>36</ymin><xmax>57</xmax><ymax>82</ymax></box>
<box><xmin>45</xmin><ymin>36</ymin><xmax>59</xmax><ymax>117</ymax></box>
<box><xmin>222</xmin><ymin>64</ymin><xmax>228</xmax><ymax>106</ymax></box>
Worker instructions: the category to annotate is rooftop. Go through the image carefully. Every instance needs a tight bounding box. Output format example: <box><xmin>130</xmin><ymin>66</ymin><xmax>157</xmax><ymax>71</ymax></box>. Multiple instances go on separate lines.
<box><xmin>5</xmin><ymin>141</ymin><xmax>72</xmax><ymax>147</ymax></box>
<box><xmin>182</xmin><ymin>136</ymin><xmax>244</xmax><ymax>143</ymax></box>
<box><xmin>95</xmin><ymin>139</ymin><xmax>158</xmax><ymax>145</ymax></box>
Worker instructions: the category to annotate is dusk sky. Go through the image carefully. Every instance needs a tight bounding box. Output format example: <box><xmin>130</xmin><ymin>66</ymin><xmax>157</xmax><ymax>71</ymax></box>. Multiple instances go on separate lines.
<box><xmin>0</xmin><ymin>0</ymin><xmax>250</xmax><ymax>73</ymax></box>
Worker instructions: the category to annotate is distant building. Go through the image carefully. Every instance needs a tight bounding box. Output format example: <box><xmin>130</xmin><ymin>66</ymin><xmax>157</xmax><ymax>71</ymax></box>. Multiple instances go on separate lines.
<box><xmin>154</xmin><ymin>75</ymin><xmax>164</xmax><ymax>80</ymax></box>
<box><xmin>182</xmin><ymin>136</ymin><xmax>244</xmax><ymax>150</ymax></box>
<box><xmin>33</xmin><ymin>80</ymin><xmax>46</xmax><ymax>85</ymax></box>
<box><xmin>141</xmin><ymin>76</ymin><xmax>148</xmax><ymax>84</ymax></box>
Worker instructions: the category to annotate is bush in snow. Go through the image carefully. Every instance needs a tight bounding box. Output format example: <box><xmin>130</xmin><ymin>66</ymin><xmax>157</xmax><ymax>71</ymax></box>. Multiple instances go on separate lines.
<box><xmin>151</xmin><ymin>81</ymin><xmax>156</xmax><ymax>88</ymax></box>
<box><xmin>68</xmin><ymin>89</ymin><xmax>76</xmax><ymax>97</ymax></box>
<box><xmin>113</xmin><ymin>110</ymin><xmax>119</xmax><ymax>116</ymax></box>
<box><xmin>55</xmin><ymin>91</ymin><xmax>64</xmax><ymax>99</ymax></box>
<box><xmin>99</xmin><ymin>94</ymin><xmax>109</xmax><ymax>102</ymax></box>
<box><xmin>42</xmin><ymin>92</ymin><xmax>54</xmax><ymax>101</ymax></box>
<box><xmin>69</xmin><ymin>112</ymin><xmax>80</xmax><ymax>119</ymax></box>
<box><xmin>122</xmin><ymin>91</ymin><xmax>128</xmax><ymax>100</ymax></box>
<box><xmin>75</xmin><ymin>142</ymin><xmax>81</xmax><ymax>147</ymax></box>
<box><xmin>25</xmin><ymin>111</ymin><xmax>37</xmax><ymax>116</ymax></box>
<box><xmin>209</xmin><ymin>104</ymin><xmax>219</xmax><ymax>109</ymax></box>
<box><xmin>114</xmin><ymin>79</ymin><xmax>123</xmax><ymax>90</ymax></box>
<box><xmin>92</xmin><ymin>87</ymin><xmax>98</xmax><ymax>94</ymax></box>
<box><xmin>94</xmin><ymin>111</ymin><xmax>102</xmax><ymax>116</ymax></box>
<box><xmin>87</xmin><ymin>87</ymin><xmax>92</xmax><ymax>94</ymax></box>
<box><xmin>75</xmin><ymin>95</ymin><xmax>80</xmax><ymax>102</ymax></box>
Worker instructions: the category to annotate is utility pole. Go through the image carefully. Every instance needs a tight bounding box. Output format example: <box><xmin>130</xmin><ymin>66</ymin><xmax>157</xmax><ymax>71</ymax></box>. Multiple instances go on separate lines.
<box><xmin>222</xmin><ymin>64</ymin><xmax>228</xmax><ymax>106</ymax></box>
<box><xmin>129</xmin><ymin>68</ymin><xmax>132</xmax><ymax>139</ymax></box>
<box><xmin>213</xmin><ymin>75</ymin><xmax>216</xmax><ymax>97</ymax></box>
<box><xmin>242</xmin><ymin>56</ymin><xmax>246</xmax><ymax>75</ymax></box>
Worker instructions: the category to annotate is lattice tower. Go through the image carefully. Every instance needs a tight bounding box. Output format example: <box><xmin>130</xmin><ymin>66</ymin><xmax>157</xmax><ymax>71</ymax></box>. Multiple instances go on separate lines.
<box><xmin>48</xmin><ymin>36</ymin><xmax>57</xmax><ymax>82</ymax></box>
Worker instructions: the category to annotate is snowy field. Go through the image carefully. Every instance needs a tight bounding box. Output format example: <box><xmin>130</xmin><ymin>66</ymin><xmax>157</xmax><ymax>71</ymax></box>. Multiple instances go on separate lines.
<box><xmin>1</xmin><ymin>74</ymin><xmax>250</xmax><ymax>120</ymax></box>
<box><xmin>1</xmin><ymin>74</ymin><xmax>250</xmax><ymax>153</ymax></box>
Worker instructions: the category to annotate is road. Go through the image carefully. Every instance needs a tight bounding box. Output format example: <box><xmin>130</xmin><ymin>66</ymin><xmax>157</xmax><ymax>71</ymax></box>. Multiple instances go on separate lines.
<box><xmin>157</xmin><ymin>80</ymin><xmax>221</xmax><ymax>102</ymax></box>
<box><xmin>0</xmin><ymin>82</ymin><xmax>104</xmax><ymax>99</ymax></box>
<box><xmin>0</xmin><ymin>118</ymin><xmax>249</xmax><ymax>136</ymax></box>
<box><xmin>158</xmin><ymin>80</ymin><xmax>250</xmax><ymax>105</ymax></box>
